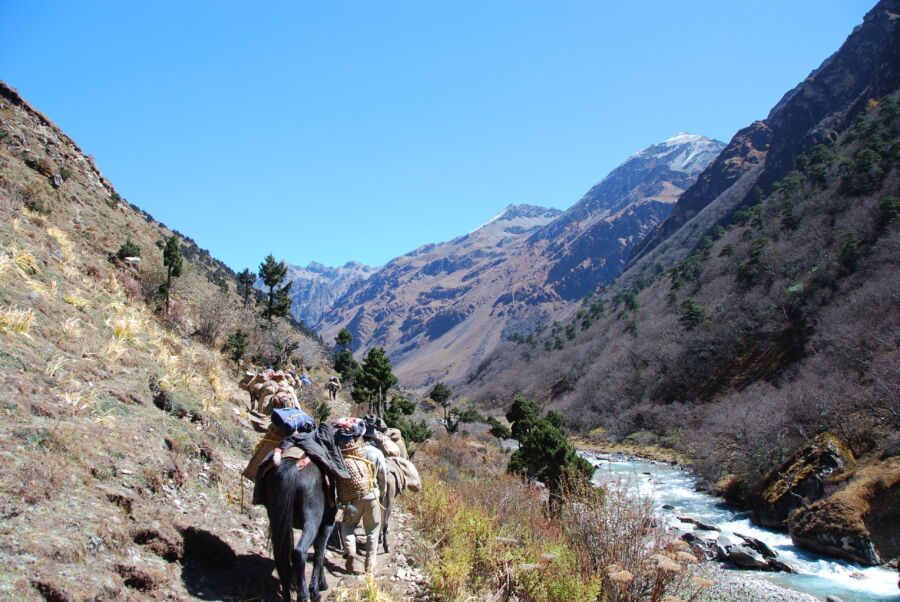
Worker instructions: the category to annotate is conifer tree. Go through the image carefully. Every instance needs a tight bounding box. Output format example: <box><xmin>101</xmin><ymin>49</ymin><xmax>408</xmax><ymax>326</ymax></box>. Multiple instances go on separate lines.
<box><xmin>333</xmin><ymin>327</ymin><xmax>360</xmax><ymax>382</ymax></box>
<box><xmin>335</xmin><ymin>328</ymin><xmax>353</xmax><ymax>351</ymax></box>
<box><xmin>160</xmin><ymin>235</ymin><xmax>183</xmax><ymax>315</ymax></box>
<box><xmin>505</xmin><ymin>396</ymin><xmax>593</xmax><ymax>499</ymax></box>
<box><xmin>236</xmin><ymin>268</ymin><xmax>256</xmax><ymax>307</ymax></box>
<box><xmin>258</xmin><ymin>254</ymin><xmax>293</xmax><ymax>323</ymax></box>
<box><xmin>430</xmin><ymin>382</ymin><xmax>459</xmax><ymax>434</ymax></box>
<box><xmin>351</xmin><ymin>347</ymin><xmax>397</xmax><ymax>416</ymax></box>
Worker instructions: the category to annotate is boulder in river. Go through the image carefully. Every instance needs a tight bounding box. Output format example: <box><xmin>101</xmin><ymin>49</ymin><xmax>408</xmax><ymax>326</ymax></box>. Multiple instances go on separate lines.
<box><xmin>676</xmin><ymin>515</ymin><xmax>720</xmax><ymax>531</ymax></box>
<box><xmin>727</xmin><ymin>544</ymin><xmax>770</xmax><ymax>570</ymax></box>
<box><xmin>787</xmin><ymin>457</ymin><xmax>900</xmax><ymax>566</ymax></box>
<box><xmin>765</xmin><ymin>558</ymin><xmax>795</xmax><ymax>573</ymax></box>
<box><xmin>714</xmin><ymin>534</ymin><xmax>735</xmax><ymax>561</ymax></box>
<box><xmin>752</xmin><ymin>433</ymin><xmax>855</xmax><ymax>530</ymax></box>
<box><xmin>679</xmin><ymin>531</ymin><xmax>718</xmax><ymax>560</ymax></box>
<box><xmin>734</xmin><ymin>533</ymin><xmax>777</xmax><ymax>558</ymax></box>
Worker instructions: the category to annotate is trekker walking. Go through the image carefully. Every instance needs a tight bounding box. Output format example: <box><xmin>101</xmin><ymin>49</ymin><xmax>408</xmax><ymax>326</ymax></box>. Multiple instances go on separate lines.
<box><xmin>327</xmin><ymin>375</ymin><xmax>341</xmax><ymax>400</ymax></box>
<box><xmin>332</xmin><ymin>417</ymin><xmax>386</xmax><ymax>575</ymax></box>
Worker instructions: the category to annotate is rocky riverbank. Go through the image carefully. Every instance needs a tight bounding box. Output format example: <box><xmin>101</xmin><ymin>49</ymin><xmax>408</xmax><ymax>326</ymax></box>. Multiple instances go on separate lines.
<box><xmin>571</xmin><ymin>437</ymin><xmax>690</xmax><ymax>466</ymax></box>
<box><xmin>708</xmin><ymin>567</ymin><xmax>820</xmax><ymax>602</ymax></box>
<box><xmin>581</xmin><ymin>449</ymin><xmax>900</xmax><ymax>600</ymax></box>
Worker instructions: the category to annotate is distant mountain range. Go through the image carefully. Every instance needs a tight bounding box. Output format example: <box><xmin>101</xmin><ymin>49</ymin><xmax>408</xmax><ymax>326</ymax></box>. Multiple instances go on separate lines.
<box><xmin>291</xmin><ymin>133</ymin><xmax>724</xmax><ymax>386</ymax></box>
<box><xmin>284</xmin><ymin>260</ymin><xmax>376</xmax><ymax>326</ymax></box>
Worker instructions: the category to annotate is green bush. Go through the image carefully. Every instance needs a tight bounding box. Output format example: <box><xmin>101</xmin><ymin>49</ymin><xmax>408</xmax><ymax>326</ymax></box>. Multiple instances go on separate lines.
<box><xmin>876</xmin><ymin>196</ymin><xmax>900</xmax><ymax>234</ymax></box>
<box><xmin>679</xmin><ymin>298</ymin><xmax>709</xmax><ymax>330</ymax></box>
<box><xmin>117</xmin><ymin>238</ymin><xmax>141</xmax><ymax>260</ymax></box>
<box><xmin>394</xmin><ymin>417</ymin><xmax>431</xmax><ymax>444</ymax></box>
<box><xmin>224</xmin><ymin>329</ymin><xmax>249</xmax><ymax>363</ymax></box>
<box><xmin>311</xmin><ymin>399</ymin><xmax>331</xmax><ymax>423</ymax></box>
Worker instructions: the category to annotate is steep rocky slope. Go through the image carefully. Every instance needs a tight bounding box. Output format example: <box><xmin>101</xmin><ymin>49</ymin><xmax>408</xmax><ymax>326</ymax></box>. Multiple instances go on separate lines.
<box><xmin>315</xmin><ymin>204</ymin><xmax>564</xmax><ymax>384</ymax></box>
<box><xmin>633</xmin><ymin>0</ymin><xmax>900</xmax><ymax>264</ymax></box>
<box><xmin>0</xmin><ymin>81</ymin><xmax>363</xmax><ymax>599</ymax></box>
<box><xmin>315</xmin><ymin>135</ymin><xmax>722</xmax><ymax>387</ymax></box>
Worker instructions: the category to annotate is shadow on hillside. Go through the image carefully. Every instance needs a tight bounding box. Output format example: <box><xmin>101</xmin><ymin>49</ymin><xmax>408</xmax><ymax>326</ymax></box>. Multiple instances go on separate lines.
<box><xmin>180</xmin><ymin>526</ymin><xmax>281</xmax><ymax>601</ymax></box>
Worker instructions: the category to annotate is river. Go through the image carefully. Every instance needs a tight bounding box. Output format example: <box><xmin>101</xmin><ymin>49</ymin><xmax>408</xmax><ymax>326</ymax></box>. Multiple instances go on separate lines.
<box><xmin>581</xmin><ymin>452</ymin><xmax>899</xmax><ymax>601</ymax></box>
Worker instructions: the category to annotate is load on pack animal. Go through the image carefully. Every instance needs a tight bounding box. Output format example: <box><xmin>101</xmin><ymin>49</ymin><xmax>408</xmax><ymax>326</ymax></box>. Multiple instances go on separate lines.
<box><xmin>238</xmin><ymin>369</ymin><xmax>302</xmax><ymax>414</ymax></box>
<box><xmin>362</xmin><ymin>414</ymin><xmax>420</xmax><ymax>553</ymax></box>
<box><xmin>248</xmin><ymin>409</ymin><xmax>351</xmax><ymax>602</ymax></box>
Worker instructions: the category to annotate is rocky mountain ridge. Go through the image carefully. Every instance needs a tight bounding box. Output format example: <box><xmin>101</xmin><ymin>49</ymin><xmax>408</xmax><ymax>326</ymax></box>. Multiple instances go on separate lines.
<box><xmin>633</xmin><ymin>0</ymin><xmax>900</xmax><ymax>262</ymax></box>
<box><xmin>310</xmin><ymin>134</ymin><xmax>722</xmax><ymax>386</ymax></box>
<box><xmin>284</xmin><ymin>259</ymin><xmax>376</xmax><ymax>326</ymax></box>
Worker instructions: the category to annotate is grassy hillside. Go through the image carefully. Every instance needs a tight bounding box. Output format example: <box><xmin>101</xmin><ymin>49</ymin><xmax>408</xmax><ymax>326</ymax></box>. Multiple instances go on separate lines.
<box><xmin>0</xmin><ymin>81</ymin><xmax>336</xmax><ymax>599</ymax></box>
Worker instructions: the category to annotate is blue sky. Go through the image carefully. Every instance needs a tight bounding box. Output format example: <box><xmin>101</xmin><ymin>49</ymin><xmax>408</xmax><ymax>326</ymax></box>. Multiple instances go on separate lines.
<box><xmin>1</xmin><ymin>1</ymin><xmax>873</xmax><ymax>272</ymax></box>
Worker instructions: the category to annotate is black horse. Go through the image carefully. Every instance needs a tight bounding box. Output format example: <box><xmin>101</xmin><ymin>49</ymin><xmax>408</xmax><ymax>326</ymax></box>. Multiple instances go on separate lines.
<box><xmin>263</xmin><ymin>457</ymin><xmax>336</xmax><ymax>602</ymax></box>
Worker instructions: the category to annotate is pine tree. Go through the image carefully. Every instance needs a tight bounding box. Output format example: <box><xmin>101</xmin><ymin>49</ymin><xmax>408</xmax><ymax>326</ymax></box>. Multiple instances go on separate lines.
<box><xmin>117</xmin><ymin>238</ymin><xmax>141</xmax><ymax>260</ymax></box>
<box><xmin>333</xmin><ymin>328</ymin><xmax>360</xmax><ymax>382</ymax></box>
<box><xmin>236</xmin><ymin>268</ymin><xmax>256</xmax><ymax>307</ymax></box>
<box><xmin>505</xmin><ymin>397</ymin><xmax>592</xmax><ymax>498</ymax></box>
<box><xmin>430</xmin><ymin>382</ymin><xmax>458</xmax><ymax>434</ymax></box>
<box><xmin>224</xmin><ymin>329</ymin><xmax>249</xmax><ymax>363</ymax></box>
<box><xmin>160</xmin><ymin>236</ymin><xmax>183</xmax><ymax>315</ymax></box>
<box><xmin>351</xmin><ymin>347</ymin><xmax>398</xmax><ymax>416</ymax></box>
<box><xmin>335</xmin><ymin>328</ymin><xmax>353</xmax><ymax>351</ymax></box>
<box><xmin>258</xmin><ymin>254</ymin><xmax>293</xmax><ymax>322</ymax></box>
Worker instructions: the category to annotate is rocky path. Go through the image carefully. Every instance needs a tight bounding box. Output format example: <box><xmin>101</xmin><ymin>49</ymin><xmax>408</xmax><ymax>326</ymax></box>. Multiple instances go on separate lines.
<box><xmin>323</xmin><ymin>506</ymin><xmax>429</xmax><ymax>600</ymax></box>
<box><xmin>220</xmin><ymin>491</ymin><xmax>427</xmax><ymax>601</ymax></box>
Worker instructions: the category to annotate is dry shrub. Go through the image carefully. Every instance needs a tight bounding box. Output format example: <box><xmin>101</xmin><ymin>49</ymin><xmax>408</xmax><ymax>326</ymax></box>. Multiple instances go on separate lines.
<box><xmin>409</xmin><ymin>431</ymin><xmax>714</xmax><ymax>601</ymax></box>
<box><xmin>332</xmin><ymin>574</ymin><xmax>392</xmax><ymax>602</ymax></box>
<box><xmin>84</xmin><ymin>263</ymin><xmax>103</xmax><ymax>280</ymax></box>
<box><xmin>118</xmin><ymin>270</ymin><xmax>143</xmax><ymax>300</ymax></box>
<box><xmin>559</xmin><ymin>476</ymin><xmax>710</xmax><ymax>602</ymax></box>
<box><xmin>409</xmin><ymin>435</ymin><xmax>602</xmax><ymax>601</ymax></box>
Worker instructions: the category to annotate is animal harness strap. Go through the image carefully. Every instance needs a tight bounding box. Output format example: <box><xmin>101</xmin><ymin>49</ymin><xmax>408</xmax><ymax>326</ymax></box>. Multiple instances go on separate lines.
<box><xmin>343</xmin><ymin>454</ymin><xmax>377</xmax><ymax>492</ymax></box>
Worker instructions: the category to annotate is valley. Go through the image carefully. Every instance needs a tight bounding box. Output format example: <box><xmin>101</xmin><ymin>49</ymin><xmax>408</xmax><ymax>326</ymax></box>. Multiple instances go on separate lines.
<box><xmin>0</xmin><ymin>1</ymin><xmax>897</xmax><ymax>601</ymax></box>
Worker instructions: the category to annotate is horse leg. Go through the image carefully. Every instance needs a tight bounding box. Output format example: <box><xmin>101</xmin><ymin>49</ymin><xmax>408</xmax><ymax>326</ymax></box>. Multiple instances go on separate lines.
<box><xmin>380</xmin><ymin>477</ymin><xmax>396</xmax><ymax>553</ymax></box>
<box><xmin>273</xmin><ymin>549</ymin><xmax>294</xmax><ymax>602</ymax></box>
<box><xmin>293</xmin><ymin>516</ymin><xmax>319</xmax><ymax>602</ymax></box>
<box><xmin>266</xmin><ymin>502</ymin><xmax>296</xmax><ymax>602</ymax></box>
<box><xmin>311</xmin><ymin>506</ymin><xmax>336</xmax><ymax>597</ymax></box>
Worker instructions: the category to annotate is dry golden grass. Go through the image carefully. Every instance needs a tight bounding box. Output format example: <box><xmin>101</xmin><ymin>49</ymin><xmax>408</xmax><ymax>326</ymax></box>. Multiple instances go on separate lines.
<box><xmin>333</xmin><ymin>574</ymin><xmax>394</xmax><ymax>602</ymax></box>
<box><xmin>45</xmin><ymin>355</ymin><xmax>68</xmax><ymax>379</ymax></box>
<box><xmin>46</xmin><ymin>226</ymin><xmax>74</xmax><ymax>262</ymax></box>
<box><xmin>106</xmin><ymin>313</ymin><xmax>140</xmax><ymax>339</ymax></box>
<box><xmin>26</xmin><ymin>276</ymin><xmax>58</xmax><ymax>299</ymax></box>
<box><xmin>62</xmin><ymin>292</ymin><xmax>89</xmax><ymax>310</ymax></box>
<box><xmin>61</xmin><ymin>316</ymin><xmax>82</xmax><ymax>340</ymax></box>
<box><xmin>102</xmin><ymin>337</ymin><xmax>127</xmax><ymax>363</ymax></box>
<box><xmin>0</xmin><ymin>253</ymin><xmax>12</xmax><ymax>279</ymax></box>
<box><xmin>62</xmin><ymin>385</ymin><xmax>99</xmax><ymax>416</ymax></box>
<box><xmin>0</xmin><ymin>305</ymin><xmax>34</xmax><ymax>338</ymax></box>
<box><xmin>7</xmin><ymin>243</ymin><xmax>39</xmax><ymax>276</ymax></box>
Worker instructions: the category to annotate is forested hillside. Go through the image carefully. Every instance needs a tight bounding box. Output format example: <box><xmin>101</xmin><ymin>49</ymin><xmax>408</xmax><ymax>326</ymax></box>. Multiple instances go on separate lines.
<box><xmin>460</xmin><ymin>1</ymin><xmax>900</xmax><ymax>565</ymax></box>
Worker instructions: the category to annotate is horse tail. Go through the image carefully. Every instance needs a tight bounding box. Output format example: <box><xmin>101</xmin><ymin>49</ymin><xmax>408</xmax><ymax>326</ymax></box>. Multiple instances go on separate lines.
<box><xmin>267</xmin><ymin>459</ymin><xmax>301</xmax><ymax>575</ymax></box>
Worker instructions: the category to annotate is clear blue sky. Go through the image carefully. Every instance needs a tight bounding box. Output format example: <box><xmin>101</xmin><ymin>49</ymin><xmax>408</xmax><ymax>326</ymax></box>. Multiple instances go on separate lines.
<box><xmin>1</xmin><ymin>1</ymin><xmax>873</xmax><ymax>272</ymax></box>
